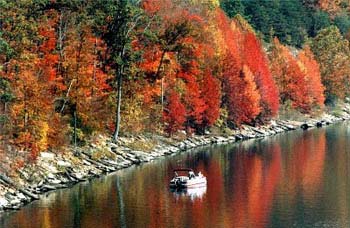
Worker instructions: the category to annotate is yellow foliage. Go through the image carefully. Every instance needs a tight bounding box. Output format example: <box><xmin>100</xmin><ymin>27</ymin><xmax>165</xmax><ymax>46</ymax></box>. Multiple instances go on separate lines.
<box><xmin>233</xmin><ymin>14</ymin><xmax>255</xmax><ymax>34</ymax></box>
<box><xmin>125</xmin><ymin>139</ymin><xmax>157</xmax><ymax>152</ymax></box>
<box><xmin>36</xmin><ymin>121</ymin><xmax>49</xmax><ymax>152</ymax></box>
<box><xmin>188</xmin><ymin>0</ymin><xmax>220</xmax><ymax>9</ymax></box>
<box><xmin>91</xmin><ymin>147</ymin><xmax>116</xmax><ymax>160</ymax></box>
<box><xmin>121</xmin><ymin>94</ymin><xmax>146</xmax><ymax>134</ymax></box>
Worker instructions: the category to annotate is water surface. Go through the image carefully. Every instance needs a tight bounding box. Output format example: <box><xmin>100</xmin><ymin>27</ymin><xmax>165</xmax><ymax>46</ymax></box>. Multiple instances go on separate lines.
<box><xmin>1</xmin><ymin>123</ymin><xmax>350</xmax><ymax>228</ymax></box>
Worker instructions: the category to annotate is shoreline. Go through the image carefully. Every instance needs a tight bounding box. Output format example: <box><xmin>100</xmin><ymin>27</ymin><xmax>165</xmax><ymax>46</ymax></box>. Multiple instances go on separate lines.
<box><xmin>1</xmin><ymin>106</ymin><xmax>350</xmax><ymax>213</ymax></box>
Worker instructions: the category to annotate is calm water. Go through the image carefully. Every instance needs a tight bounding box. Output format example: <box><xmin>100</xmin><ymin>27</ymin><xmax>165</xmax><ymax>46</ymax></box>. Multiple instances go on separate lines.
<box><xmin>1</xmin><ymin>123</ymin><xmax>350</xmax><ymax>228</ymax></box>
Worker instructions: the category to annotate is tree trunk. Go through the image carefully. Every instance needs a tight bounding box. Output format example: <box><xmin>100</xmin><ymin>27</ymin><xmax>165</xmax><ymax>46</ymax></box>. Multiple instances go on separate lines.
<box><xmin>74</xmin><ymin>110</ymin><xmax>77</xmax><ymax>149</ymax></box>
<box><xmin>113</xmin><ymin>70</ymin><xmax>123</xmax><ymax>142</ymax></box>
<box><xmin>161</xmin><ymin>77</ymin><xmax>164</xmax><ymax>113</ymax></box>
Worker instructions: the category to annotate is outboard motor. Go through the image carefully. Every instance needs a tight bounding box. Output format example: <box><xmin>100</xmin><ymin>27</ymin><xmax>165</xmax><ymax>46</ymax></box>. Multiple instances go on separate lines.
<box><xmin>175</xmin><ymin>179</ymin><xmax>181</xmax><ymax>188</ymax></box>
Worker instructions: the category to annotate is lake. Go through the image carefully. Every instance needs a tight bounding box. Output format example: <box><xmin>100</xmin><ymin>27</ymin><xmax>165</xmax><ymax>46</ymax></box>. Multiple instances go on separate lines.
<box><xmin>1</xmin><ymin>122</ymin><xmax>350</xmax><ymax>228</ymax></box>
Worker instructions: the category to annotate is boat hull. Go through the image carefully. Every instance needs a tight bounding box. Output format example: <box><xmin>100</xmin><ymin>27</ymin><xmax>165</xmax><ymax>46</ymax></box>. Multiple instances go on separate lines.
<box><xmin>169</xmin><ymin>177</ymin><xmax>207</xmax><ymax>189</ymax></box>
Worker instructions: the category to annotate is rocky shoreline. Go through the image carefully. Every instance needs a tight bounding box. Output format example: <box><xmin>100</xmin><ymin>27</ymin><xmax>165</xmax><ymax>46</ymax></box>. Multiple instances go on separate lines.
<box><xmin>1</xmin><ymin>106</ymin><xmax>350</xmax><ymax>213</ymax></box>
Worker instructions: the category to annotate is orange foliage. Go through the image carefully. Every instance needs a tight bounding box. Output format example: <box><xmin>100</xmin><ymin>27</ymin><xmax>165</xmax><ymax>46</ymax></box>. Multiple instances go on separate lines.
<box><xmin>215</xmin><ymin>10</ymin><xmax>261</xmax><ymax>126</ymax></box>
<box><xmin>10</xmin><ymin>56</ymin><xmax>54</xmax><ymax>159</ymax></box>
<box><xmin>63</xmin><ymin>26</ymin><xmax>111</xmax><ymax>131</ymax></box>
<box><xmin>318</xmin><ymin>0</ymin><xmax>343</xmax><ymax>16</ymax></box>
<box><xmin>224</xmin><ymin>63</ymin><xmax>261</xmax><ymax>125</ymax></box>
<box><xmin>297</xmin><ymin>46</ymin><xmax>325</xmax><ymax>107</ymax></box>
<box><xmin>270</xmin><ymin>38</ymin><xmax>311</xmax><ymax>112</ymax></box>
<box><xmin>0</xmin><ymin>0</ymin><xmax>330</xmax><ymax>157</ymax></box>
<box><xmin>215</xmin><ymin>9</ymin><xmax>241</xmax><ymax>61</ymax></box>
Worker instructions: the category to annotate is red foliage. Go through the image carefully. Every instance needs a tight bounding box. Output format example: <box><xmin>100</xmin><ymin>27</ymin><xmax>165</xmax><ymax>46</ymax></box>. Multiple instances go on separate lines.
<box><xmin>224</xmin><ymin>61</ymin><xmax>261</xmax><ymax>126</ymax></box>
<box><xmin>242</xmin><ymin>32</ymin><xmax>279</xmax><ymax>118</ymax></box>
<box><xmin>178</xmin><ymin>60</ymin><xmax>207</xmax><ymax>128</ymax></box>
<box><xmin>215</xmin><ymin>10</ymin><xmax>261</xmax><ymax>126</ymax></box>
<box><xmin>201</xmin><ymin>70</ymin><xmax>221</xmax><ymax>127</ymax></box>
<box><xmin>164</xmin><ymin>90</ymin><xmax>186</xmax><ymax>135</ymax></box>
<box><xmin>183</xmin><ymin>74</ymin><xmax>206</xmax><ymax>125</ymax></box>
<box><xmin>142</xmin><ymin>0</ymin><xmax>172</xmax><ymax>15</ymax></box>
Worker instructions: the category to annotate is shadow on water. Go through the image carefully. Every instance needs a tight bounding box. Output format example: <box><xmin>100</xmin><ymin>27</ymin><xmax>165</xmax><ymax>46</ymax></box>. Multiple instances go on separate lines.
<box><xmin>1</xmin><ymin>122</ymin><xmax>350</xmax><ymax>227</ymax></box>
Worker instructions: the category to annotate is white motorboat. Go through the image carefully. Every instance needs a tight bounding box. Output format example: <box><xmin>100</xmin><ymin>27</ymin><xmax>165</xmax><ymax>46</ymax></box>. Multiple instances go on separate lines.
<box><xmin>169</xmin><ymin>168</ymin><xmax>207</xmax><ymax>189</ymax></box>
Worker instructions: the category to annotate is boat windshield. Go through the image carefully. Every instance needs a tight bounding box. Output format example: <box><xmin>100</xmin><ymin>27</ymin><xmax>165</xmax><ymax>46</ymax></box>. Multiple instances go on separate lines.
<box><xmin>173</xmin><ymin>169</ymin><xmax>194</xmax><ymax>177</ymax></box>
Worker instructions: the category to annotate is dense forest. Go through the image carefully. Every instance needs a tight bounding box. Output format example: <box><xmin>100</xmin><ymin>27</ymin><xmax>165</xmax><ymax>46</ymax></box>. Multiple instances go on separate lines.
<box><xmin>1</xmin><ymin>0</ymin><xmax>350</xmax><ymax>161</ymax></box>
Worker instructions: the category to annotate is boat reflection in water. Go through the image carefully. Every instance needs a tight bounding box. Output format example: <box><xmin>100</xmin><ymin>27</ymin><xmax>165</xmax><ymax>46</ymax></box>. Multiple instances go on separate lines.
<box><xmin>171</xmin><ymin>186</ymin><xmax>207</xmax><ymax>201</ymax></box>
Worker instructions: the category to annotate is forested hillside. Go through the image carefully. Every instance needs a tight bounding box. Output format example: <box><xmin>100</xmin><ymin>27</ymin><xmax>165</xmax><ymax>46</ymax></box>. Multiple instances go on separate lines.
<box><xmin>0</xmin><ymin>0</ymin><xmax>349</xmax><ymax>162</ymax></box>
<box><xmin>221</xmin><ymin>0</ymin><xmax>350</xmax><ymax>46</ymax></box>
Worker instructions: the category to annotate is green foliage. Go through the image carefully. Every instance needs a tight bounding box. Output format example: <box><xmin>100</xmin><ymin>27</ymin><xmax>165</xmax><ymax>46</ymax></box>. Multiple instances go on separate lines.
<box><xmin>0</xmin><ymin>114</ymin><xmax>8</xmax><ymax>124</ymax></box>
<box><xmin>310</xmin><ymin>10</ymin><xmax>332</xmax><ymax>37</ymax></box>
<box><xmin>0</xmin><ymin>78</ymin><xmax>14</xmax><ymax>103</ymax></box>
<box><xmin>102</xmin><ymin>0</ymin><xmax>142</xmax><ymax>72</ymax></box>
<box><xmin>311</xmin><ymin>26</ymin><xmax>350</xmax><ymax>100</ymax></box>
<box><xmin>220</xmin><ymin>0</ymin><xmax>245</xmax><ymax>18</ymax></box>
<box><xmin>239</xmin><ymin>0</ymin><xmax>312</xmax><ymax>47</ymax></box>
<box><xmin>220</xmin><ymin>0</ymin><xmax>348</xmax><ymax>47</ymax></box>
<box><xmin>69</xmin><ymin>114</ymin><xmax>93</xmax><ymax>146</ymax></box>
<box><xmin>334</xmin><ymin>13</ymin><xmax>350</xmax><ymax>35</ymax></box>
<box><xmin>0</xmin><ymin>33</ymin><xmax>13</xmax><ymax>59</ymax></box>
<box><xmin>214</xmin><ymin>108</ymin><xmax>228</xmax><ymax>129</ymax></box>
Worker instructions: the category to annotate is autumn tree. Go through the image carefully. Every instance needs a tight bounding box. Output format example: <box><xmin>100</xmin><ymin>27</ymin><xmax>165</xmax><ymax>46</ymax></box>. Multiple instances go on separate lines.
<box><xmin>164</xmin><ymin>90</ymin><xmax>186</xmax><ymax>136</ymax></box>
<box><xmin>200</xmin><ymin>70</ymin><xmax>221</xmax><ymax>132</ymax></box>
<box><xmin>214</xmin><ymin>9</ymin><xmax>262</xmax><ymax>126</ymax></box>
<box><xmin>269</xmin><ymin>38</ymin><xmax>312</xmax><ymax>112</ymax></box>
<box><xmin>234</xmin><ymin>15</ymin><xmax>279</xmax><ymax>119</ymax></box>
<box><xmin>141</xmin><ymin>0</ymin><xmax>218</xmax><ymax>134</ymax></box>
<box><xmin>224</xmin><ymin>64</ymin><xmax>261</xmax><ymax>126</ymax></box>
<box><xmin>0</xmin><ymin>1</ymin><xmax>59</xmax><ymax>159</ymax></box>
<box><xmin>102</xmin><ymin>0</ymin><xmax>143</xmax><ymax>141</ymax></box>
<box><xmin>311</xmin><ymin>26</ymin><xmax>350</xmax><ymax>102</ymax></box>
<box><xmin>179</xmin><ymin>70</ymin><xmax>206</xmax><ymax>134</ymax></box>
<box><xmin>141</xmin><ymin>0</ymin><xmax>204</xmax><ymax>120</ymax></box>
<box><xmin>297</xmin><ymin>45</ymin><xmax>325</xmax><ymax>107</ymax></box>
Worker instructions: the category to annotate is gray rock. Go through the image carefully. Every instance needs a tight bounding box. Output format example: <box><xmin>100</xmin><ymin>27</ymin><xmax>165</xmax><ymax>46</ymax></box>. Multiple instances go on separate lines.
<box><xmin>57</xmin><ymin>160</ymin><xmax>71</xmax><ymax>168</ymax></box>
<box><xmin>0</xmin><ymin>198</ymin><xmax>9</xmax><ymax>208</ymax></box>
<box><xmin>40</xmin><ymin>152</ymin><xmax>55</xmax><ymax>160</ymax></box>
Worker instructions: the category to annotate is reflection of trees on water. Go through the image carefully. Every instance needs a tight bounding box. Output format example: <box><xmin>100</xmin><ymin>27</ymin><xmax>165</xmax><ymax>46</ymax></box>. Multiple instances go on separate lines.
<box><xmin>278</xmin><ymin>130</ymin><xmax>326</xmax><ymax>203</ymax></box>
<box><xmin>116</xmin><ymin>176</ymin><xmax>126</xmax><ymax>228</ymax></box>
<box><xmin>224</xmin><ymin>139</ymin><xmax>282</xmax><ymax>228</ymax></box>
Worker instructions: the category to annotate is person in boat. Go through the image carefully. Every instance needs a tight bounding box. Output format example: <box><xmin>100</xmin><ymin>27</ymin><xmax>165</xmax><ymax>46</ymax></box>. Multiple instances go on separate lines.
<box><xmin>188</xmin><ymin>171</ymin><xmax>195</xmax><ymax>179</ymax></box>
